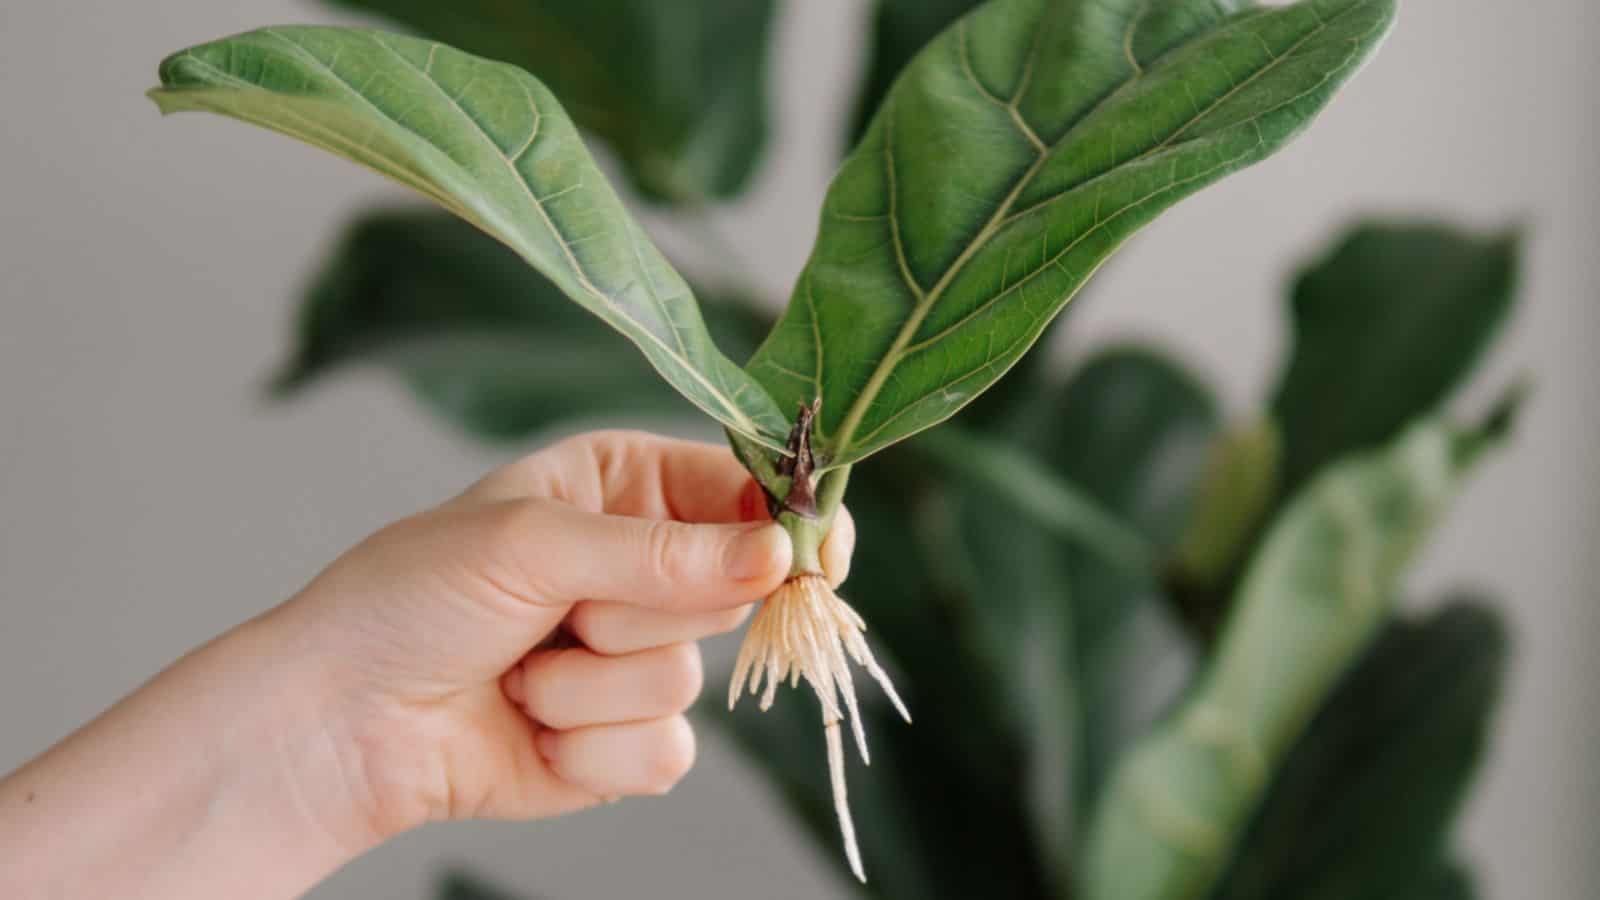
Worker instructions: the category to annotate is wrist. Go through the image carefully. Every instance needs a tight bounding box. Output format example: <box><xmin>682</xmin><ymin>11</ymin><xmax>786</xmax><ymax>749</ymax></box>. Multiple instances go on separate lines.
<box><xmin>0</xmin><ymin>606</ymin><xmax>384</xmax><ymax>899</ymax></box>
<box><xmin>208</xmin><ymin>610</ymin><xmax>391</xmax><ymax>862</ymax></box>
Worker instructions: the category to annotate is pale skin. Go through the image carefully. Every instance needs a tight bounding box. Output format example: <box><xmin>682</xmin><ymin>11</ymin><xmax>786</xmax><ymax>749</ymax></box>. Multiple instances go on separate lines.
<box><xmin>0</xmin><ymin>430</ymin><xmax>853</xmax><ymax>899</ymax></box>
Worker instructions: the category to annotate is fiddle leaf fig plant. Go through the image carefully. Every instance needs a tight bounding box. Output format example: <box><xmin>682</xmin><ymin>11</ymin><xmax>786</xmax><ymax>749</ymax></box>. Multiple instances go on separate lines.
<box><xmin>151</xmin><ymin>2</ymin><xmax>1526</xmax><ymax>898</ymax></box>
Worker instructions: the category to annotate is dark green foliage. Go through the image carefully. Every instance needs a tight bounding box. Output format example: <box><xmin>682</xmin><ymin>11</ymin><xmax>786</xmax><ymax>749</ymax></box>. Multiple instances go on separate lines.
<box><xmin>1273</xmin><ymin>223</ymin><xmax>1522</xmax><ymax>498</ymax></box>
<box><xmin>1168</xmin><ymin>223</ymin><xmax>1522</xmax><ymax>640</ymax></box>
<box><xmin>1401</xmin><ymin>859</ymin><xmax>1479</xmax><ymax>900</ymax></box>
<box><xmin>435</xmin><ymin>869</ymin><xmax>532</xmax><ymax>900</ymax></box>
<box><xmin>275</xmin><ymin>210</ymin><xmax>771</xmax><ymax>442</ymax></box>
<box><xmin>1023</xmin><ymin>349</ymin><xmax>1219</xmax><ymax>831</ymax></box>
<box><xmin>1211</xmin><ymin>601</ymin><xmax>1507</xmax><ymax>900</ymax></box>
<box><xmin>320</xmin><ymin>0</ymin><xmax>777</xmax><ymax>202</ymax></box>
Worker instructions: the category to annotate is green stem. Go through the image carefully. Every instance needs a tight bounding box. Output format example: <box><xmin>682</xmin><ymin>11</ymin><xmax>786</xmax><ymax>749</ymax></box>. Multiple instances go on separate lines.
<box><xmin>777</xmin><ymin>466</ymin><xmax>852</xmax><ymax>578</ymax></box>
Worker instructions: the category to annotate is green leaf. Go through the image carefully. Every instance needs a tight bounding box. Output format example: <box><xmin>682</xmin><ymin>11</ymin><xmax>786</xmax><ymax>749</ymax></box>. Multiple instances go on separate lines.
<box><xmin>1210</xmin><ymin>600</ymin><xmax>1508</xmax><ymax>900</ymax></box>
<box><xmin>1025</xmin><ymin>347</ymin><xmax>1219</xmax><ymax>833</ymax></box>
<box><xmin>1081</xmin><ymin>399</ymin><xmax>1515</xmax><ymax>900</ymax></box>
<box><xmin>917</xmin><ymin>426</ymin><xmax>1157</xmax><ymax>577</ymax></box>
<box><xmin>1026</xmin><ymin>346</ymin><xmax>1221</xmax><ymax>552</ymax></box>
<box><xmin>1396</xmin><ymin>859</ymin><xmax>1478</xmax><ymax>900</ymax></box>
<box><xmin>747</xmin><ymin>0</ymin><xmax>1395</xmax><ymax>467</ymax></box>
<box><xmin>149</xmin><ymin>26</ymin><xmax>789</xmax><ymax>451</ymax></box>
<box><xmin>319</xmin><ymin>0</ymin><xmax>776</xmax><ymax>202</ymax></box>
<box><xmin>924</xmin><ymin>346</ymin><xmax>1218</xmax><ymax>880</ymax></box>
<box><xmin>848</xmin><ymin>0</ymin><xmax>982</xmax><ymax>145</ymax></box>
<box><xmin>275</xmin><ymin>209</ymin><xmax>771</xmax><ymax>441</ymax></box>
<box><xmin>1273</xmin><ymin>222</ymin><xmax>1522</xmax><ymax>496</ymax></box>
<box><xmin>435</xmin><ymin>870</ymin><xmax>533</xmax><ymax>900</ymax></box>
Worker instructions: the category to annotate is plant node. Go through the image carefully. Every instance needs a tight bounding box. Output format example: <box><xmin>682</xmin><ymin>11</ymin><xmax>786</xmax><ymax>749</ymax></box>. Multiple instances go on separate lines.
<box><xmin>773</xmin><ymin>398</ymin><xmax>822</xmax><ymax>518</ymax></box>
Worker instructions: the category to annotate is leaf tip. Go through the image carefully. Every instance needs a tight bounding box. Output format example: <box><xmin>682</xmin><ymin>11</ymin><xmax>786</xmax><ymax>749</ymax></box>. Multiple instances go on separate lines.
<box><xmin>145</xmin><ymin>86</ymin><xmax>179</xmax><ymax>115</ymax></box>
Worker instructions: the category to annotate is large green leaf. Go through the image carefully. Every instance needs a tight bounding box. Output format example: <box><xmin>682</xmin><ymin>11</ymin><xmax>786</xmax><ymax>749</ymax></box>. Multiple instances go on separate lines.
<box><xmin>921</xmin><ymin>346</ymin><xmax>1218</xmax><ymax>881</ymax></box>
<box><xmin>747</xmin><ymin>0</ymin><xmax>1395</xmax><ymax>468</ymax></box>
<box><xmin>149</xmin><ymin>27</ymin><xmax>789</xmax><ymax>451</ymax></box>
<box><xmin>938</xmin><ymin>474</ymin><xmax>1081</xmax><ymax>893</ymax></box>
<box><xmin>1081</xmin><ymin>398</ymin><xmax>1515</xmax><ymax>900</ymax></box>
<box><xmin>1026</xmin><ymin>348</ymin><xmax>1218</xmax><ymax>834</ymax></box>
<box><xmin>1027</xmin><ymin>346</ymin><xmax>1220</xmax><ymax>552</ymax></box>
<box><xmin>275</xmin><ymin>209</ymin><xmax>771</xmax><ymax>441</ymax></box>
<box><xmin>320</xmin><ymin>0</ymin><xmax>775</xmax><ymax>202</ymax></box>
<box><xmin>848</xmin><ymin>0</ymin><xmax>982</xmax><ymax>144</ymax></box>
<box><xmin>1272</xmin><ymin>223</ymin><xmax>1521</xmax><ymax>496</ymax></box>
<box><xmin>1210</xmin><ymin>600</ymin><xmax>1507</xmax><ymax>900</ymax></box>
<box><xmin>918</xmin><ymin>426</ymin><xmax>1157</xmax><ymax>576</ymax></box>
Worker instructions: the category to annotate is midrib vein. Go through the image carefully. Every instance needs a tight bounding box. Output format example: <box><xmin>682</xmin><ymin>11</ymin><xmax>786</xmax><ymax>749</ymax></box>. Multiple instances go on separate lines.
<box><xmin>828</xmin><ymin>9</ymin><xmax>1101</xmax><ymax>458</ymax></box>
<box><xmin>830</xmin><ymin>143</ymin><xmax>1050</xmax><ymax>459</ymax></box>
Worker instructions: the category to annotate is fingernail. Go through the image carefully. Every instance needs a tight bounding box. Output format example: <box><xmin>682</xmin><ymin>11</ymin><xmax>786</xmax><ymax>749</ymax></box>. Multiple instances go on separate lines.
<box><xmin>724</xmin><ymin>524</ymin><xmax>786</xmax><ymax>580</ymax></box>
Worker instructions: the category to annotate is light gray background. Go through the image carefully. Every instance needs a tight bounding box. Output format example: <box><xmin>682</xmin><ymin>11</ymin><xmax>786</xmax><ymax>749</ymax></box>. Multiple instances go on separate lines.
<box><xmin>1</xmin><ymin>1</ymin><xmax>1594</xmax><ymax>898</ymax></box>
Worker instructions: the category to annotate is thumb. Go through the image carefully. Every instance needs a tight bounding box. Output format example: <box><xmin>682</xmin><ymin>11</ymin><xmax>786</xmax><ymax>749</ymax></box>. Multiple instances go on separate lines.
<box><xmin>482</xmin><ymin>499</ymin><xmax>792</xmax><ymax>612</ymax></box>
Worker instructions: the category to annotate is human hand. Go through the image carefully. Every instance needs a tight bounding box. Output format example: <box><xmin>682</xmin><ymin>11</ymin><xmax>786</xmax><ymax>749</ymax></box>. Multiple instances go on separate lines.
<box><xmin>261</xmin><ymin>430</ymin><xmax>854</xmax><ymax>848</ymax></box>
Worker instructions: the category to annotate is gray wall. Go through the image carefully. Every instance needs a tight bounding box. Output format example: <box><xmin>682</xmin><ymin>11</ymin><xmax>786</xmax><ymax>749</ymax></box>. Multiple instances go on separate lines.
<box><xmin>1</xmin><ymin>1</ymin><xmax>1594</xmax><ymax>898</ymax></box>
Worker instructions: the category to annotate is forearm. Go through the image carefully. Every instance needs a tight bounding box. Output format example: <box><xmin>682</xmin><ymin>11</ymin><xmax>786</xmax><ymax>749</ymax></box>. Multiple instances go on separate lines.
<box><xmin>0</xmin><ymin>613</ymin><xmax>378</xmax><ymax>899</ymax></box>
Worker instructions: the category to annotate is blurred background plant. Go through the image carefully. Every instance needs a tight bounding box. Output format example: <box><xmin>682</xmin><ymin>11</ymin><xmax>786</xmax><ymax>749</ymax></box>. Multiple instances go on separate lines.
<box><xmin>240</xmin><ymin>2</ymin><xmax>1531</xmax><ymax>898</ymax></box>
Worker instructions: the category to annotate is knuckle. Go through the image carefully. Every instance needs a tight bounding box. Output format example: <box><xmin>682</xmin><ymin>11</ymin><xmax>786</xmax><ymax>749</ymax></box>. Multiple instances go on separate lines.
<box><xmin>480</xmin><ymin>498</ymin><xmax>546</xmax><ymax>560</ymax></box>
<box><xmin>485</xmin><ymin>499</ymin><xmax>571</xmax><ymax>602</ymax></box>
<box><xmin>644</xmin><ymin>717</ymin><xmax>696</xmax><ymax>794</ymax></box>
<box><xmin>642</xmin><ymin>519</ymin><xmax>686</xmax><ymax>583</ymax></box>
<box><xmin>519</xmin><ymin>649</ymin><xmax>582</xmax><ymax>726</ymax></box>
<box><xmin>564</xmin><ymin>602</ymin><xmax>609</xmax><ymax>652</ymax></box>
<box><xmin>586</xmin><ymin>429</ymin><xmax>649</xmax><ymax>479</ymax></box>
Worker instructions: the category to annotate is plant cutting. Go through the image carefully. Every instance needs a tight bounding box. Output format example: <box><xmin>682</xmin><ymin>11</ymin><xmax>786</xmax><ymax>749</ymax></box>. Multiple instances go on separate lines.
<box><xmin>148</xmin><ymin>1</ymin><xmax>1523</xmax><ymax>896</ymax></box>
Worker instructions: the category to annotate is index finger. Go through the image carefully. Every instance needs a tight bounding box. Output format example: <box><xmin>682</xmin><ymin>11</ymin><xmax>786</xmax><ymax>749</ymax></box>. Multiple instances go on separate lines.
<box><xmin>459</xmin><ymin>430</ymin><xmax>770</xmax><ymax>523</ymax></box>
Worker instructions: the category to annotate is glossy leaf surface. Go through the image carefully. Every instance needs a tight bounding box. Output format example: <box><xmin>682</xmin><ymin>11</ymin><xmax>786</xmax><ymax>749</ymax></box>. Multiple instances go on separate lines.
<box><xmin>275</xmin><ymin>209</ymin><xmax>770</xmax><ymax>441</ymax></box>
<box><xmin>748</xmin><ymin>0</ymin><xmax>1395</xmax><ymax>467</ymax></box>
<box><xmin>1273</xmin><ymin>223</ymin><xmax>1521</xmax><ymax>495</ymax></box>
<box><xmin>1082</xmin><ymin>401</ymin><xmax>1513</xmax><ymax>900</ymax></box>
<box><xmin>150</xmin><ymin>27</ymin><xmax>789</xmax><ymax>449</ymax></box>
<box><xmin>320</xmin><ymin>0</ymin><xmax>776</xmax><ymax>202</ymax></box>
<box><xmin>1212</xmin><ymin>600</ymin><xmax>1506</xmax><ymax>900</ymax></box>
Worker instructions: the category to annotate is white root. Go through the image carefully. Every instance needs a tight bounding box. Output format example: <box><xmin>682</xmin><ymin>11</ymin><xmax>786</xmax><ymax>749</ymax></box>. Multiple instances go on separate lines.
<box><xmin>728</xmin><ymin>573</ymin><xmax>910</xmax><ymax>883</ymax></box>
<box><xmin>826</xmin><ymin>718</ymin><xmax>864</xmax><ymax>883</ymax></box>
